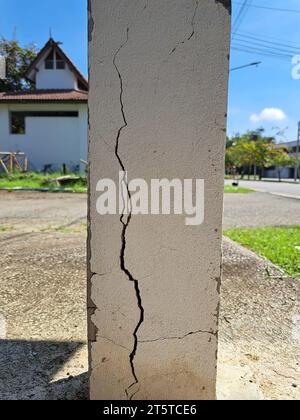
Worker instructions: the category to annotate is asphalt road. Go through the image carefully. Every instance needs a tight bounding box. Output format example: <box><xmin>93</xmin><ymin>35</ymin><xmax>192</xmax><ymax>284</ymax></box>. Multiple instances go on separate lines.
<box><xmin>1</xmin><ymin>189</ymin><xmax>299</xmax><ymax>232</ymax></box>
<box><xmin>226</xmin><ymin>179</ymin><xmax>300</xmax><ymax>199</ymax></box>
<box><xmin>0</xmin><ymin>191</ymin><xmax>87</xmax><ymax>233</ymax></box>
<box><xmin>223</xmin><ymin>192</ymin><xmax>300</xmax><ymax>228</ymax></box>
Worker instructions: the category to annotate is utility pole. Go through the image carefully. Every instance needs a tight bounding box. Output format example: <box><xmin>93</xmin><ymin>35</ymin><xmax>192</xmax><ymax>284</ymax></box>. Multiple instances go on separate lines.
<box><xmin>295</xmin><ymin>121</ymin><xmax>300</xmax><ymax>182</ymax></box>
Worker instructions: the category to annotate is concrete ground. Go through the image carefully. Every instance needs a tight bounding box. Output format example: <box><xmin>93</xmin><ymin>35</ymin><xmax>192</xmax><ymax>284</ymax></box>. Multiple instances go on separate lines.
<box><xmin>0</xmin><ymin>192</ymin><xmax>88</xmax><ymax>400</ymax></box>
<box><xmin>218</xmin><ymin>238</ymin><xmax>299</xmax><ymax>400</ymax></box>
<box><xmin>0</xmin><ymin>191</ymin><xmax>299</xmax><ymax>400</ymax></box>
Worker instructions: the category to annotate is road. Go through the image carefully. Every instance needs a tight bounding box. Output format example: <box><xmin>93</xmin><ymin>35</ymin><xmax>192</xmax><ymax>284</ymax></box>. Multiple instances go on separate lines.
<box><xmin>245</xmin><ymin>180</ymin><xmax>300</xmax><ymax>198</ymax></box>
<box><xmin>223</xmin><ymin>192</ymin><xmax>300</xmax><ymax>228</ymax></box>
<box><xmin>226</xmin><ymin>179</ymin><xmax>300</xmax><ymax>199</ymax></box>
<box><xmin>0</xmin><ymin>191</ymin><xmax>87</xmax><ymax>233</ymax></box>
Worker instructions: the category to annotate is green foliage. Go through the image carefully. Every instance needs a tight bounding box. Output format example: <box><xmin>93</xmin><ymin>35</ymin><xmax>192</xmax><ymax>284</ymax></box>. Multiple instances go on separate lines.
<box><xmin>0</xmin><ymin>172</ymin><xmax>87</xmax><ymax>193</ymax></box>
<box><xmin>0</xmin><ymin>37</ymin><xmax>38</xmax><ymax>92</ymax></box>
<box><xmin>268</xmin><ymin>146</ymin><xmax>294</xmax><ymax>180</ymax></box>
<box><xmin>227</xmin><ymin>129</ymin><xmax>274</xmax><ymax>166</ymax></box>
<box><xmin>225</xmin><ymin>129</ymin><xmax>293</xmax><ymax>180</ymax></box>
<box><xmin>224</xmin><ymin>226</ymin><xmax>300</xmax><ymax>278</ymax></box>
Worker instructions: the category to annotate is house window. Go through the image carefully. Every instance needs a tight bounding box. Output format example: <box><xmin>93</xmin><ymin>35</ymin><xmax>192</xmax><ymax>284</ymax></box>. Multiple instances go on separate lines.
<box><xmin>45</xmin><ymin>50</ymin><xmax>54</xmax><ymax>69</ymax></box>
<box><xmin>24</xmin><ymin>111</ymin><xmax>79</xmax><ymax>117</ymax></box>
<box><xmin>10</xmin><ymin>111</ymin><xmax>79</xmax><ymax>134</ymax></box>
<box><xmin>56</xmin><ymin>51</ymin><xmax>66</xmax><ymax>70</ymax></box>
<box><xmin>10</xmin><ymin>112</ymin><xmax>26</xmax><ymax>135</ymax></box>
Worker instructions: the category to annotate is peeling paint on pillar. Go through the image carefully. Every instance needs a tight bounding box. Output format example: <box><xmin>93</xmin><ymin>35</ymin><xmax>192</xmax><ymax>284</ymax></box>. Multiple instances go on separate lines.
<box><xmin>215</xmin><ymin>0</ymin><xmax>232</xmax><ymax>14</ymax></box>
<box><xmin>88</xmin><ymin>0</ymin><xmax>231</xmax><ymax>400</ymax></box>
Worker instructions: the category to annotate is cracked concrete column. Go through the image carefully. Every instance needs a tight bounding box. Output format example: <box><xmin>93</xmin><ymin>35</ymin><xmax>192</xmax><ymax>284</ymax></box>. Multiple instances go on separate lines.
<box><xmin>88</xmin><ymin>0</ymin><xmax>231</xmax><ymax>400</ymax></box>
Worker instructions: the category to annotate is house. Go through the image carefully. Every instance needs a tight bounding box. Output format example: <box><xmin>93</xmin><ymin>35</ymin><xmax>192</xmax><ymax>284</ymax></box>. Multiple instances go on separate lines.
<box><xmin>263</xmin><ymin>140</ymin><xmax>299</xmax><ymax>179</ymax></box>
<box><xmin>0</xmin><ymin>38</ymin><xmax>88</xmax><ymax>172</ymax></box>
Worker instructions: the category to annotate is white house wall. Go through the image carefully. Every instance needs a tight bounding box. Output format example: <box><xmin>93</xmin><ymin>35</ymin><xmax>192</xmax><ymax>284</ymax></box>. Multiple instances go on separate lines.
<box><xmin>0</xmin><ymin>104</ymin><xmax>9</xmax><ymax>151</ymax></box>
<box><xmin>36</xmin><ymin>64</ymin><xmax>78</xmax><ymax>90</ymax></box>
<box><xmin>0</xmin><ymin>103</ymin><xmax>88</xmax><ymax>172</ymax></box>
<box><xmin>78</xmin><ymin>104</ymin><xmax>88</xmax><ymax>172</ymax></box>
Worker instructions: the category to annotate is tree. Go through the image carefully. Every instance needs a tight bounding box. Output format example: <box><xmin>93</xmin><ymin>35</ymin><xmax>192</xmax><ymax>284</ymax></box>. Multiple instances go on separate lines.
<box><xmin>226</xmin><ymin>129</ymin><xmax>275</xmax><ymax>179</ymax></box>
<box><xmin>291</xmin><ymin>155</ymin><xmax>300</xmax><ymax>182</ymax></box>
<box><xmin>269</xmin><ymin>147</ymin><xmax>293</xmax><ymax>182</ymax></box>
<box><xmin>0</xmin><ymin>37</ymin><xmax>38</xmax><ymax>92</ymax></box>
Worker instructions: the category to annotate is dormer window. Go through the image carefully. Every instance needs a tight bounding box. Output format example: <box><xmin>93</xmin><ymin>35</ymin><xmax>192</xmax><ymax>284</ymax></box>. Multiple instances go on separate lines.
<box><xmin>45</xmin><ymin>50</ymin><xmax>54</xmax><ymax>69</ymax></box>
<box><xmin>56</xmin><ymin>51</ymin><xmax>66</xmax><ymax>70</ymax></box>
<box><xmin>44</xmin><ymin>50</ymin><xmax>66</xmax><ymax>70</ymax></box>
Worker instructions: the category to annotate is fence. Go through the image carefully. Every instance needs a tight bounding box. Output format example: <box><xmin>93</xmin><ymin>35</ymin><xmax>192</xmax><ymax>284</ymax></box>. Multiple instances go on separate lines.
<box><xmin>0</xmin><ymin>152</ymin><xmax>28</xmax><ymax>174</ymax></box>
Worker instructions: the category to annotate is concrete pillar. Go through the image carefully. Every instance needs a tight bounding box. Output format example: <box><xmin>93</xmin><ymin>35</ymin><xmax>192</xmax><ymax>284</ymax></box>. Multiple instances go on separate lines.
<box><xmin>88</xmin><ymin>0</ymin><xmax>231</xmax><ymax>400</ymax></box>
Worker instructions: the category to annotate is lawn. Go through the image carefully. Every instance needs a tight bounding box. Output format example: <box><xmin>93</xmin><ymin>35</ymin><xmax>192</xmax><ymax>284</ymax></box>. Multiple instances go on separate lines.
<box><xmin>224</xmin><ymin>185</ymin><xmax>255</xmax><ymax>193</ymax></box>
<box><xmin>0</xmin><ymin>172</ymin><xmax>87</xmax><ymax>193</ymax></box>
<box><xmin>224</xmin><ymin>226</ymin><xmax>300</xmax><ymax>278</ymax></box>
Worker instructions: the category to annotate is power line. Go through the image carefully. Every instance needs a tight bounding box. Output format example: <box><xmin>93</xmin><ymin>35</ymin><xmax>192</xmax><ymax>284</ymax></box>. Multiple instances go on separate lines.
<box><xmin>233</xmin><ymin>1</ymin><xmax>300</xmax><ymax>14</ymax></box>
<box><xmin>233</xmin><ymin>0</ymin><xmax>247</xmax><ymax>30</ymax></box>
<box><xmin>235</xmin><ymin>33</ymin><xmax>300</xmax><ymax>52</ymax></box>
<box><xmin>238</xmin><ymin>30</ymin><xmax>300</xmax><ymax>46</ymax></box>
<box><xmin>232</xmin><ymin>42</ymin><xmax>293</xmax><ymax>58</ymax></box>
<box><xmin>232</xmin><ymin>49</ymin><xmax>289</xmax><ymax>63</ymax></box>
<box><xmin>233</xmin><ymin>37</ymin><xmax>300</xmax><ymax>56</ymax></box>
<box><xmin>231</xmin><ymin>33</ymin><xmax>300</xmax><ymax>63</ymax></box>
<box><xmin>232</xmin><ymin>0</ymin><xmax>253</xmax><ymax>38</ymax></box>
<box><xmin>232</xmin><ymin>46</ymin><xmax>292</xmax><ymax>62</ymax></box>
<box><xmin>231</xmin><ymin>31</ymin><xmax>300</xmax><ymax>63</ymax></box>
<box><xmin>231</xmin><ymin>3</ymin><xmax>300</xmax><ymax>63</ymax></box>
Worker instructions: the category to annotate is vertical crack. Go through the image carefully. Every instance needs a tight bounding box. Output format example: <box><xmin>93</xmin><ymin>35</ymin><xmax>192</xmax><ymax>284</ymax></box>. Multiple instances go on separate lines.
<box><xmin>170</xmin><ymin>0</ymin><xmax>199</xmax><ymax>55</ymax></box>
<box><xmin>113</xmin><ymin>28</ymin><xmax>145</xmax><ymax>401</ymax></box>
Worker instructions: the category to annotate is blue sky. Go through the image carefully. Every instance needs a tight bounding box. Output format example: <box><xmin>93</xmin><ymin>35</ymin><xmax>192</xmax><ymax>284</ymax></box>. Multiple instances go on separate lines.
<box><xmin>229</xmin><ymin>0</ymin><xmax>300</xmax><ymax>142</ymax></box>
<box><xmin>0</xmin><ymin>0</ymin><xmax>88</xmax><ymax>76</ymax></box>
<box><xmin>1</xmin><ymin>0</ymin><xmax>300</xmax><ymax>143</ymax></box>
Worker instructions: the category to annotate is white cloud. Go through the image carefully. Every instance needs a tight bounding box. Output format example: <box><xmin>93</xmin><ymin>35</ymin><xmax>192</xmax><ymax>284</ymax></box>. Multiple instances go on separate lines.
<box><xmin>250</xmin><ymin>108</ymin><xmax>287</xmax><ymax>123</ymax></box>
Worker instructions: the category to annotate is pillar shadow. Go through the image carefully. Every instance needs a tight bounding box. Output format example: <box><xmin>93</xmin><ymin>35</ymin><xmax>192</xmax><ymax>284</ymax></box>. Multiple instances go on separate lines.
<box><xmin>0</xmin><ymin>339</ymin><xmax>88</xmax><ymax>400</ymax></box>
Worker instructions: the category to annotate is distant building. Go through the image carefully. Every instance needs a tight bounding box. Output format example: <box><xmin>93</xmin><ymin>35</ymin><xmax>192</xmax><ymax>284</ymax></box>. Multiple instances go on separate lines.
<box><xmin>0</xmin><ymin>38</ymin><xmax>88</xmax><ymax>172</ymax></box>
<box><xmin>263</xmin><ymin>141</ymin><xmax>298</xmax><ymax>179</ymax></box>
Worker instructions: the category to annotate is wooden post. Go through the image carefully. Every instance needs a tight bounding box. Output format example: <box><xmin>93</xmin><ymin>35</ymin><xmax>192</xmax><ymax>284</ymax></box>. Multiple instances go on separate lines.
<box><xmin>9</xmin><ymin>153</ymin><xmax>13</xmax><ymax>174</ymax></box>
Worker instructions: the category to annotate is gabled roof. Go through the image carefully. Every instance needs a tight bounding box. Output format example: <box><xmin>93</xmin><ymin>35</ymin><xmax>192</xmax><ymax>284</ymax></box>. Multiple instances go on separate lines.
<box><xmin>0</xmin><ymin>90</ymin><xmax>88</xmax><ymax>103</ymax></box>
<box><xmin>25</xmin><ymin>38</ymin><xmax>88</xmax><ymax>91</ymax></box>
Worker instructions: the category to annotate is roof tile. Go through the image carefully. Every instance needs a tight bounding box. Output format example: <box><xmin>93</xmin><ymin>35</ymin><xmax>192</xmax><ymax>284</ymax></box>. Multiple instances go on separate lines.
<box><xmin>0</xmin><ymin>90</ymin><xmax>88</xmax><ymax>103</ymax></box>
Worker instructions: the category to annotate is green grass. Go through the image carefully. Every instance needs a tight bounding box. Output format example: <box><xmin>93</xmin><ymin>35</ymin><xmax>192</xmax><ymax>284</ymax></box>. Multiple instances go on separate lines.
<box><xmin>40</xmin><ymin>223</ymin><xmax>87</xmax><ymax>234</ymax></box>
<box><xmin>224</xmin><ymin>226</ymin><xmax>300</xmax><ymax>278</ymax></box>
<box><xmin>224</xmin><ymin>185</ymin><xmax>255</xmax><ymax>194</ymax></box>
<box><xmin>0</xmin><ymin>225</ymin><xmax>14</xmax><ymax>233</ymax></box>
<box><xmin>0</xmin><ymin>172</ymin><xmax>87</xmax><ymax>193</ymax></box>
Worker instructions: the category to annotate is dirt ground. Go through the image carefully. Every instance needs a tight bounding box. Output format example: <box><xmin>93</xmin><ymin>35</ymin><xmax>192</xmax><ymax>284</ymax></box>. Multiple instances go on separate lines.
<box><xmin>219</xmin><ymin>238</ymin><xmax>299</xmax><ymax>400</ymax></box>
<box><xmin>0</xmin><ymin>191</ymin><xmax>299</xmax><ymax>400</ymax></box>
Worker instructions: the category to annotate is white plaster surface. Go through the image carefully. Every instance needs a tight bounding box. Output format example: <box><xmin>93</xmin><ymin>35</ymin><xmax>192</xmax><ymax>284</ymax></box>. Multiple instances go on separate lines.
<box><xmin>88</xmin><ymin>0</ymin><xmax>231</xmax><ymax>400</ymax></box>
<box><xmin>0</xmin><ymin>103</ymin><xmax>87</xmax><ymax>171</ymax></box>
